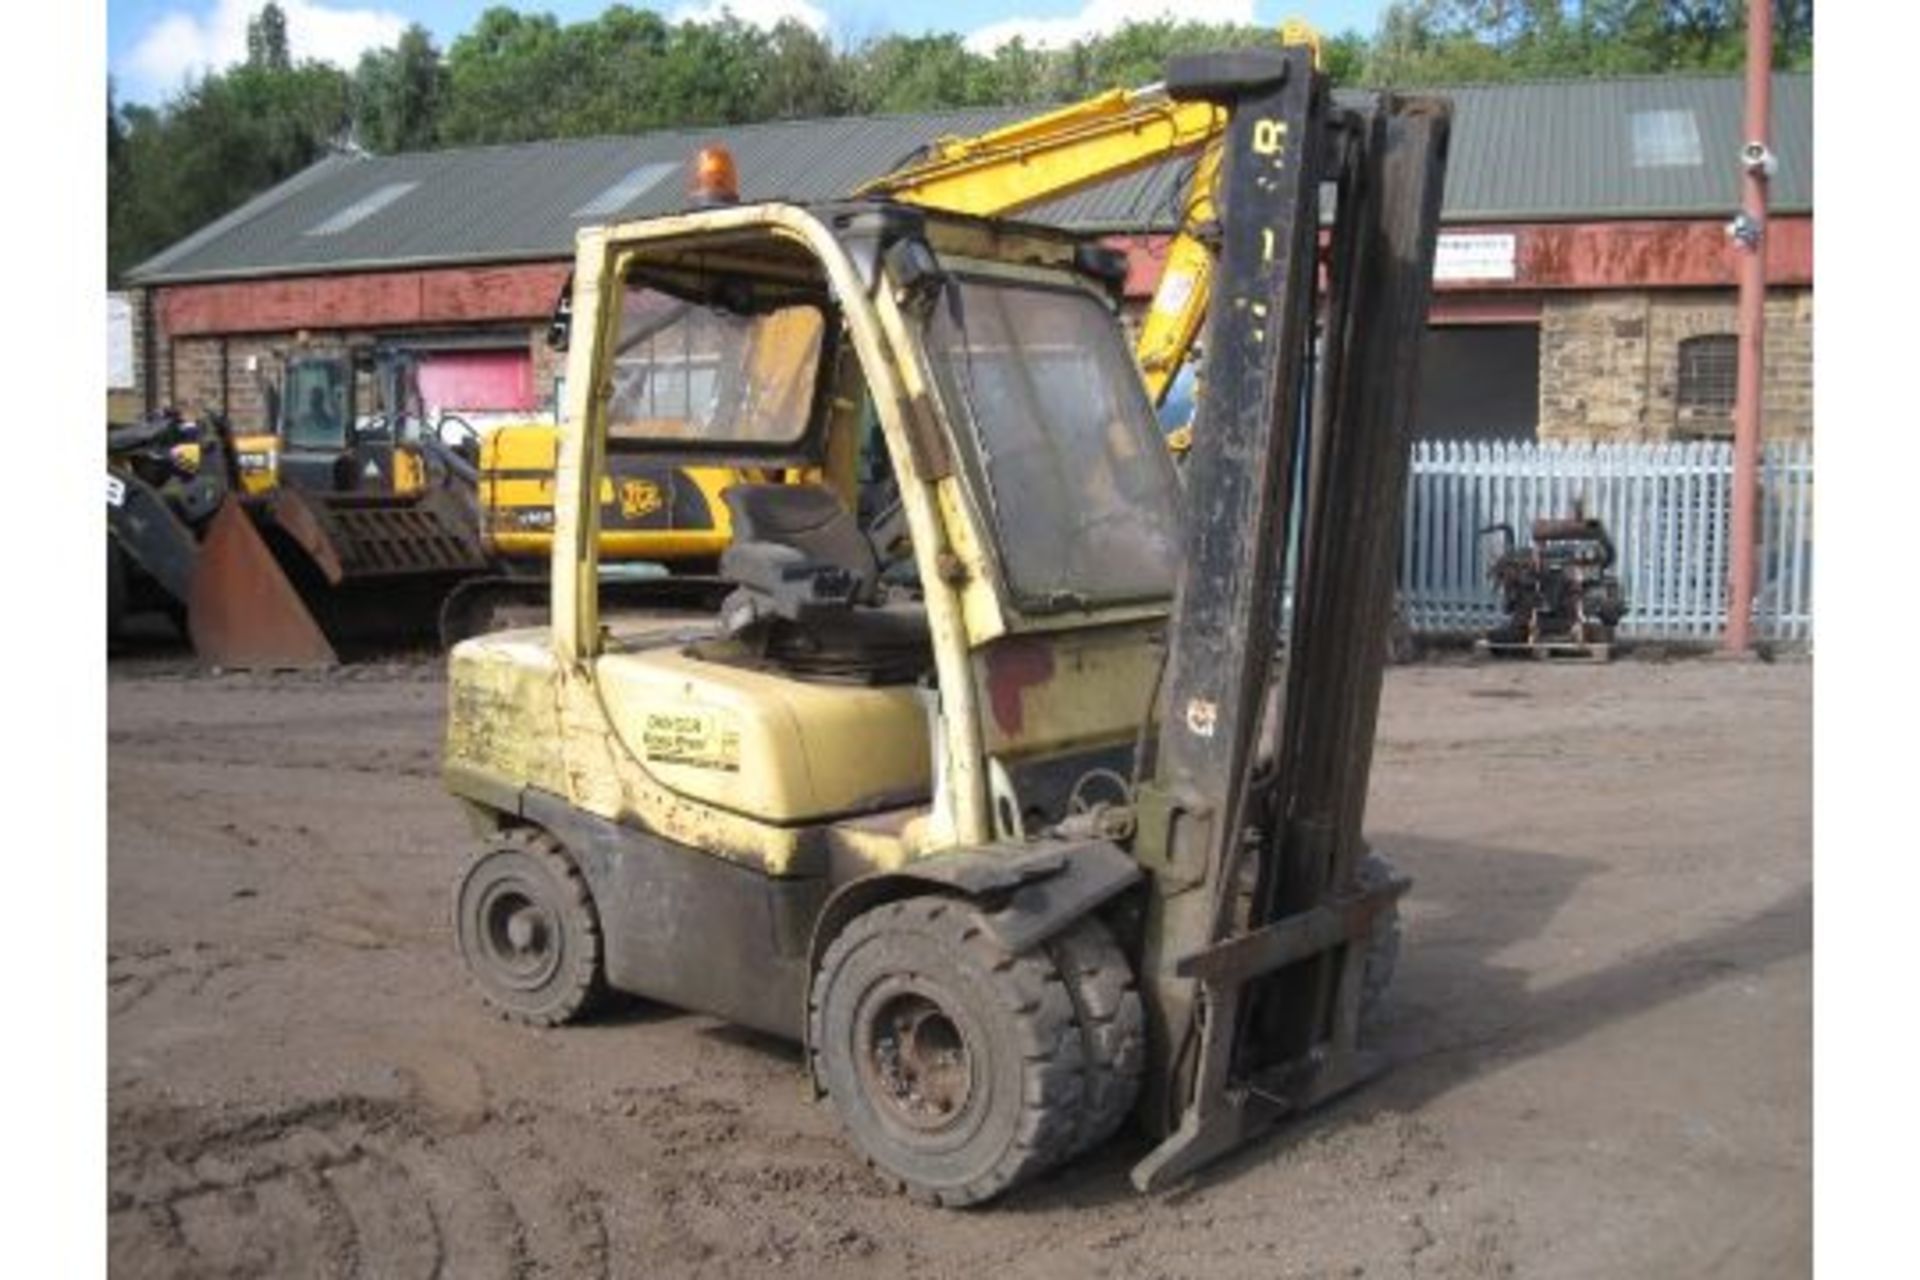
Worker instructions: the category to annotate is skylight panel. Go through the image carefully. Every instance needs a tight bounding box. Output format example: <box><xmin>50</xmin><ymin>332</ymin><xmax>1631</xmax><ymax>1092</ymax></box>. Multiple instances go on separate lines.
<box><xmin>1630</xmin><ymin>110</ymin><xmax>1703</xmax><ymax>169</ymax></box>
<box><xmin>574</xmin><ymin>162</ymin><xmax>678</xmax><ymax>219</ymax></box>
<box><xmin>305</xmin><ymin>182</ymin><xmax>419</xmax><ymax>236</ymax></box>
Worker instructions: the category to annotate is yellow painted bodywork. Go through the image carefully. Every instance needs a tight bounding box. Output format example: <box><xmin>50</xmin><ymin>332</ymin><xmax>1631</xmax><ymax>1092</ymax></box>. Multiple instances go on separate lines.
<box><xmin>226</xmin><ymin>432</ymin><xmax>428</xmax><ymax>497</ymax></box>
<box><xmin>449</xmin><ymin>620</ymin><xmax>845</xmax><ymax>877</ymax></box>
<box><xmin>231</xmin><ymin>433</ymin><xmax>280</xmax><ymax>496</ymax></box>
<box><xmin>975</xmin><ymin>623</ymin><xmax>1166</xmax><ymax>761</ymax></box>
<box><xmin>391</xmin><ymin>448</ymin><xmax>425</xmax><ymax>496</ymax></box>
<box><xmin>447</xmin><ymin>201</ymin><xmax>1177</xmax><ymax>883</ymax></box>
<box><xmin>548</xmin><ymin>206</ymin><xmax>1004</xmax><ymax>849</ymax></box>
<box><xmin>595</xmin><ymin>645</ymin><xmax>930</xmax><ymax>823</ymax></box>
<box><xmin>478</xmin><ymin>421</ymin><xmax>742</xmax><ymax>562</ymax></box>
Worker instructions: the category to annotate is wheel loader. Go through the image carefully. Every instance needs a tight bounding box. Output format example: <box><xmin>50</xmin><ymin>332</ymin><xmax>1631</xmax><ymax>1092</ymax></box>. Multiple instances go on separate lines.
<box><xmin>444</xmin><ymin>45</ymin><xmax>1449</xmax><ymax>1202</ymax></box>
<box><xmin>169</xmin><ymin>344</ymin><xmax>492</xmax><ymax>668</ymax></box>
<box><xmin>116</xmin><ymin>341</ymin><xmax>758</xmax><ymax>667</ymax></box>
<box><xmin>229</xmin><ymin>341</ymin><xmax>773</xmax><ymax>652</ymax></box>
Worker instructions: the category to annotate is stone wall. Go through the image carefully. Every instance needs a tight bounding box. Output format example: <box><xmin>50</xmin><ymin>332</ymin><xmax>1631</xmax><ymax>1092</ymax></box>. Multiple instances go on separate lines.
<box><xmin>1539</xmin><ymin>288</ymin><xmax>1813</xmax><ymax>442</ymax></box>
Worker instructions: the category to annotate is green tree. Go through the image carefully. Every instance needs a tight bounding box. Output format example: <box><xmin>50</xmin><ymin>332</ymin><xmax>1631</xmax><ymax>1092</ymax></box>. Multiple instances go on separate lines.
<box><xmin>846</xmin><ymin>34</ymin><xmax>995</xmax><ymax>113</ymax></box>
<box><xmin>247</xmin><ymin>3</ymin><xmax>291</xmax><ymax>73</ymax></box>
<box><xmin>108</xmin><ymin>59</ymin><xmax>350</xmax><ymax>283</ymax></box>
<box><xmin>755</xmin><ymin>19</ymin><xmax>844</xmax><ymax>119</ymax></box>
<box><xmin>1364</xmin><ymin>1</ymin><xmax>1814</xmax><ymax>85</ymax></box>
<box><xmin>353</xmin><ymin>24</ymin><xmax>446</xmax><ymax>152</ymax></box>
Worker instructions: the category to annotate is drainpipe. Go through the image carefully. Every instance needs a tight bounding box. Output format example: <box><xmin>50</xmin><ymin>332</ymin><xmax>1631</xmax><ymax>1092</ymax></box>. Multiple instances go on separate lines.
<box><xmin>141</xmin><ymin>288</ymin><xmax>158</xmax><ymax>416</ymax></box>
<box><xmin>1725</xmin><ymin>0</ymin><xmax>1773</xmax><ymax>651</ymax></box>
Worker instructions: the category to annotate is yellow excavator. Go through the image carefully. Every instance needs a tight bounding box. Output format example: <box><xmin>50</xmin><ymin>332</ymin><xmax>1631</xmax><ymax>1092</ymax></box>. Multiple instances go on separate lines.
<box><xmin>860</xmin><ymin>20</ymin><xmax>1326</xmax><ymax>445</ymax></box>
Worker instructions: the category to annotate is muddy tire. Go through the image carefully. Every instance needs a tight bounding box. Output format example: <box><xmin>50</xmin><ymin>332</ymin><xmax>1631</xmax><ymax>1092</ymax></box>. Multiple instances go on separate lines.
<box><xmin>809</xmin><ymin>895</ymin><xmax>1085</xmax><ymax>1206</ymax></box>
<box><xmin>454</xmin><ymin>828</ymin><xmax>606</xmax><ymax>1026</ymax></box>
<box><xmin>1357</xmin><ymin>850</ymin><xmax>1403</xmax><ymax>1025</ymax></box>
<box><xmin>1048</xmin><ymin>916</ymin><xmax>1144</xmax><ymax>1159</ymax></box>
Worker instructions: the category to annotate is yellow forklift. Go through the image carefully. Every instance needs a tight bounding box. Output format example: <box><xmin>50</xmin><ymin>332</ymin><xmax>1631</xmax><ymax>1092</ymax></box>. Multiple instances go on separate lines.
<box><xmin>444</xmin><ymin>45</ymin><xmax>1450</xmax><ymax>1202</ymax></box>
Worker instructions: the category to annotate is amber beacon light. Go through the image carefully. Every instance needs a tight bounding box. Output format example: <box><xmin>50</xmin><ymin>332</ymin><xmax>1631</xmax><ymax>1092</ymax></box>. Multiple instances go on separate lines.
<box><xmin>689</xmin><ymin>145</ymin><xmax>741</xmax><ymax>206</ymax></box>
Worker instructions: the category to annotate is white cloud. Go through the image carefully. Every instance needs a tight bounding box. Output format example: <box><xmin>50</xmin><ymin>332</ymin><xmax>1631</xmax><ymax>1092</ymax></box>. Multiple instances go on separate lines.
<box><xmin>120</xmin><ymin>0</ymin><xmax>407</xmax><ymax>100</ymax></box>
<box><xmin>669</xmin><ymin>0</ymin><xmax>831</xmax><ymax>35</ymax></box>
<box><xmin>966</xmin><ymin>0</ymin><xmax>1256</xmax><ymax>54</ymax></box>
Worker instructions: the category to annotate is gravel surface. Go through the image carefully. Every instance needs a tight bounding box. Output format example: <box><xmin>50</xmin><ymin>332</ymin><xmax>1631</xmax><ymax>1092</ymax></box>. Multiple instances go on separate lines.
<box><xmin>108</xmin><ymin>650</ymin><xmax>1810</xmax><ymax>1278</ymax></box>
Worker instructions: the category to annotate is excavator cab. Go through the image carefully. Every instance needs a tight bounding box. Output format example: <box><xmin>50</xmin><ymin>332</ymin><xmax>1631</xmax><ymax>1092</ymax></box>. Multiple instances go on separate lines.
<box><xmin>446</xmin><ymin>47</ymin><xmax>1451</xmax><ymax>1206</ymax></box>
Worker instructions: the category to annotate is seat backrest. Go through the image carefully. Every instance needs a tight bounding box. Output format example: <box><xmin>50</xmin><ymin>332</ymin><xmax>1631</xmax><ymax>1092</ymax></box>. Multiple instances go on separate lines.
<box><xmin>722</xmin><ymin>484</ymin><xmax>879</xmax><ymax>597</ymax></box>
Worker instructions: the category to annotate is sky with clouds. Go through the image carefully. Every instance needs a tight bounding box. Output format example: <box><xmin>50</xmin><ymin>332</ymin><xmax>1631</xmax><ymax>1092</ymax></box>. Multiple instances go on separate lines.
<box><xmin>109</xmin><ymin>0</ymin><xmax>1394</xmax><ymax>104</ymax></box>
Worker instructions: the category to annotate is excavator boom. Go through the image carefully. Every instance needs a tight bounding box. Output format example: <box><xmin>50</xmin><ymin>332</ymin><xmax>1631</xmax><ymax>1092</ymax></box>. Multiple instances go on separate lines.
<box><xmin>860</xmin><ymin>63</ymin><xmax>1255</xmax><ymax>411</ymax></box>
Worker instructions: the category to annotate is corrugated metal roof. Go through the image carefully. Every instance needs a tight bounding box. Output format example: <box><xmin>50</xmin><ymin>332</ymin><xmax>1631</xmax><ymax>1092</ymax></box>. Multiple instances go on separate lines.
<box><xmin>1437</xmin><ymin>73</ymin><xmax>1812</xmax><ymax>221</ymax></box>
<box><xmin>129</xmin><ymin>72</ymin><xmax>1810</xmax><ymax>284</ymax></box>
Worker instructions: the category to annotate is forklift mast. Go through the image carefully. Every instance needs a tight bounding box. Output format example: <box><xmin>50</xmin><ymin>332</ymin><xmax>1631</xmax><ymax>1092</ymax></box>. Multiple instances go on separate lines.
<box><xmin>1129</xmin><ymin>49</ymin><xmax>1450</xmax><ymax>1188</ymax></box>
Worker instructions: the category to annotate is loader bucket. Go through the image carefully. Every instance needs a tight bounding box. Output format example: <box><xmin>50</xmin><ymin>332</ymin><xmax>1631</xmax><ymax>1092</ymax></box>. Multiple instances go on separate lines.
<box><xmin>187</xmin><ymin>487</ymin><xmax>491</xmax><ymax>668</ymax></box>
<box><xmin>187</xmin><ymin>497</ymin><xmax>338</xmax><ymax>668</ymax></box>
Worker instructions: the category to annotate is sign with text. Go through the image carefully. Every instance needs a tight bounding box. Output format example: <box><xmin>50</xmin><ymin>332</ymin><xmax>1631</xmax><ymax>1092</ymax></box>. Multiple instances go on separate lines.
<box><xmin>1434</xmin><ymin>233</ymin><xmax>1518</xmax><ymax>283</ymax></box>
<box><xmin>107</xmin><ymin>293</ymin><xmax>134</xmax><ymax>389</ymax></box>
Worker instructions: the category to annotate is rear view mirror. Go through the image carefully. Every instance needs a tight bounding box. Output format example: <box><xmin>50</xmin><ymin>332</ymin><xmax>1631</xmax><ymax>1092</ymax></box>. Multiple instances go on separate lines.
<box><xmin>547</xmin><ymin>274</ymin><xmax>575</xmax><ymax>351</ymax></box>
<box><xmin>882</xmin><ymin>238</ymin><xmax>946</xmax><ymax>317</ymax></box>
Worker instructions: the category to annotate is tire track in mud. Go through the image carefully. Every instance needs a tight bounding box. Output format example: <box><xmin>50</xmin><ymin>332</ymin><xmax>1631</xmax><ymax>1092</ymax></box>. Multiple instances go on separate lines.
<box><xmin>107</xmin><ymin>1082</ymin><xmax>893</xmax><ymax>1280</ymax></box>
<box><xmin>111</xmin><ymin>1096</ymin><xmax>556</xmax><ymax>1279</ymax></box>
<box><xmin>108</xmin><ymin>942</ymin><xmax>258</xmax><ymax>1018</ymax></box>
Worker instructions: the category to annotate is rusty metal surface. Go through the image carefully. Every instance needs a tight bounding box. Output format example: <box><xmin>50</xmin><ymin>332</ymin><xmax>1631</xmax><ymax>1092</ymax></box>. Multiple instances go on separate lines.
<box><xmin>187</xmin><ymin>498</ymin><xmax>339</xmax><ymax>669</ymax></box>
<box><xmin>1480</xmin><ymin>510</ymin><xmax>1627</xmax><ymax>652</ymax></box>
<box><xmin>268</xmin><ymin>487</ymin><xmax>490</xmax><ymax>583</ymax></box>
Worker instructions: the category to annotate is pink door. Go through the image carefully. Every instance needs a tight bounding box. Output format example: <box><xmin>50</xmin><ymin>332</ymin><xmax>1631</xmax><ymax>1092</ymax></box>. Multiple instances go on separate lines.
<box><xmin>416</xmin><ymin>349</ymin><xmax>536</xmax><ymax>414</ymax></box>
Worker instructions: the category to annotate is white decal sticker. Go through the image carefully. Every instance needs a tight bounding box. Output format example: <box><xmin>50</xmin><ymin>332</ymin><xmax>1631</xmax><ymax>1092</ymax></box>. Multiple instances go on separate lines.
<box><xmin>106</xmin><ymin>473</ymin><xmax>126</xmax><ymax>508</ymax></box>
<box><xmin>1153</xmin><ymin>271</ymin><xmax>1195</xmax><ymax>316</ymax></box>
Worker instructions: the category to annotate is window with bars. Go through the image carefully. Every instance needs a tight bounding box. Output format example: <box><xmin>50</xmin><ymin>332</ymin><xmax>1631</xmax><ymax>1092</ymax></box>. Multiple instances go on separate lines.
<box><xmin>1676</xmin><ymin>333</ymin><xmax>1738</xmax><ymax>435</ymax></box>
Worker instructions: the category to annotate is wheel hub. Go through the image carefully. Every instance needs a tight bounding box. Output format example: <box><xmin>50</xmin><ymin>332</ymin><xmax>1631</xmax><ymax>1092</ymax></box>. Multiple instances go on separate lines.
<box><xmin>476</xmin><ymin>885</ymin><xmax>560</xmax><ymax>991</ymax></box>
<box><xmin>862</xmin><ymin>989</ymin><xmax>974</xmax><ymax>1131</ymax></box>
<box><xmin>505</xmin><ymin>906</ymin><xmax>545</xmax><ymax>952</ymax></box>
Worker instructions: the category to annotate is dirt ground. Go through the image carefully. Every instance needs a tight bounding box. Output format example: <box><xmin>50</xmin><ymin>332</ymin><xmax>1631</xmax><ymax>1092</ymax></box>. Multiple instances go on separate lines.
<box><xmin>107</xmin><ymin>648</ymin><xmax>1810</xmax><ymax>1279</ymax></box>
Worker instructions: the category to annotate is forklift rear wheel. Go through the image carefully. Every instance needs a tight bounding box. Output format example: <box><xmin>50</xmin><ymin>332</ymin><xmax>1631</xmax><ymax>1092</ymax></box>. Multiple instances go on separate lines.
<box><xmin>810</xmin><ymin>895</ymin><xmax>1086</xmax><ymax>1206</ymax></box>
<box><xmin>455</xmin><ymin>829</ymin><xmax>607</xmax><ymax>1026</ymax></box>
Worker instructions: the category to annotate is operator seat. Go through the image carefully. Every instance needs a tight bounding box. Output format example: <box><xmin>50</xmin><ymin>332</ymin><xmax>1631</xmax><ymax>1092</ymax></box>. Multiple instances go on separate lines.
<box><xmin>707</xmin><ymin>483</ymin><xmax>928</xmax><ymax>685</ymax></box>
<box><xmin>721</xmin><ymin>484</ymin><xmax>879</xmax><ymax>602</ymax></box>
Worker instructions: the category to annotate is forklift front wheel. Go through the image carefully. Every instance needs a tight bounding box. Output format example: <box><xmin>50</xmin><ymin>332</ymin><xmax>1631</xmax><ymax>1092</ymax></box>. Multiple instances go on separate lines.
<box><xmin>810</xmin><ymin>895</ymin><xmax>1086</xmax><ymax>1206</ymax></box>
<box><xmin>454</xmin><ymin>829</ymin><xmax>607</xmax><ymax>1026</ymax></box>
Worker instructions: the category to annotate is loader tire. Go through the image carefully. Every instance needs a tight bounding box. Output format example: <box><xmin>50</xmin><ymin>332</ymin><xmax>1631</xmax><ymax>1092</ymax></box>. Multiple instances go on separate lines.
<box><xmin>810</xmin><ymin>895</ymin><xmax>1086</xmax><ymax>1207</ymax></box>
<box><xmin>1048</xmin><ymin>916</ymin><xmax>1144</xmax><ymax>1160</ymax></box>
<box><xmin>454</xmin><ymin>828</ymin><xmax>607</xmax><ymax>1027</ymax></box>
<box><xmin>107</xmin><ymin>537</ymin><xmax>129</xmax><ymax>640</ymax></box>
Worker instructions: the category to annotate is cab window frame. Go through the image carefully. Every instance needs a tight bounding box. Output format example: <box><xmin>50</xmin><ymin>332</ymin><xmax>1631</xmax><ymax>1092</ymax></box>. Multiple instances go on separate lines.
<box><xmin>595</xmin><ymin>247</ymin><xmax>843</xmax><ymax>470</ymax></box>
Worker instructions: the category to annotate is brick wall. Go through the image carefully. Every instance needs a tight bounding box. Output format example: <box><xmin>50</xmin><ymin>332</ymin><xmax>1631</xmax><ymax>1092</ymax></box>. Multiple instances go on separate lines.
<box><xmin>1539</xmin><ymin>287</ymin><xmax>1814</xmax><ymax>442</ymax></box>
<box><xmin>530</xmin><ymin>324</ymin><xmax>566</xmax><ymax>419</ymax></box>
<box><xmin>162</xmin><ymin>332</ymin><xmax>325</xmax><ymax>432</ymax></box>
<box><xmin>157</xmin><ymin>327</ymin><xmax>553</xmax><ymax>433</ymax></box>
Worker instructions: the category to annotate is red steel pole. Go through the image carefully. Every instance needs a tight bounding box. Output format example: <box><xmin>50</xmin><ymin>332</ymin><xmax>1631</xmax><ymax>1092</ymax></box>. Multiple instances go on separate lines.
<box><xmin>1725</xmin><ymin>0</ymin><xmax>1773</xmax><ymax>651</ymax></box>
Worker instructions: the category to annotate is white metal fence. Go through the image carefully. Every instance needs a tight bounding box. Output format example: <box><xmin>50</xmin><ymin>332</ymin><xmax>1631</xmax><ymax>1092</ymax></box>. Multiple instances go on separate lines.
<box><xmin>1398</xmin><ymin>440</ymin><xmax>1814</xmax><ymax>643</ymax></box>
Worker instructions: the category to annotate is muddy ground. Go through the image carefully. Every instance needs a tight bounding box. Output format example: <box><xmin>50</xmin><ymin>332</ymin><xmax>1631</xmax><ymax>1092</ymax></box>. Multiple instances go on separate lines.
<box><xmin>108</xmin><ymin>649</ymin><xmax>1810</xmax><ymax>1279</ymax></box>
